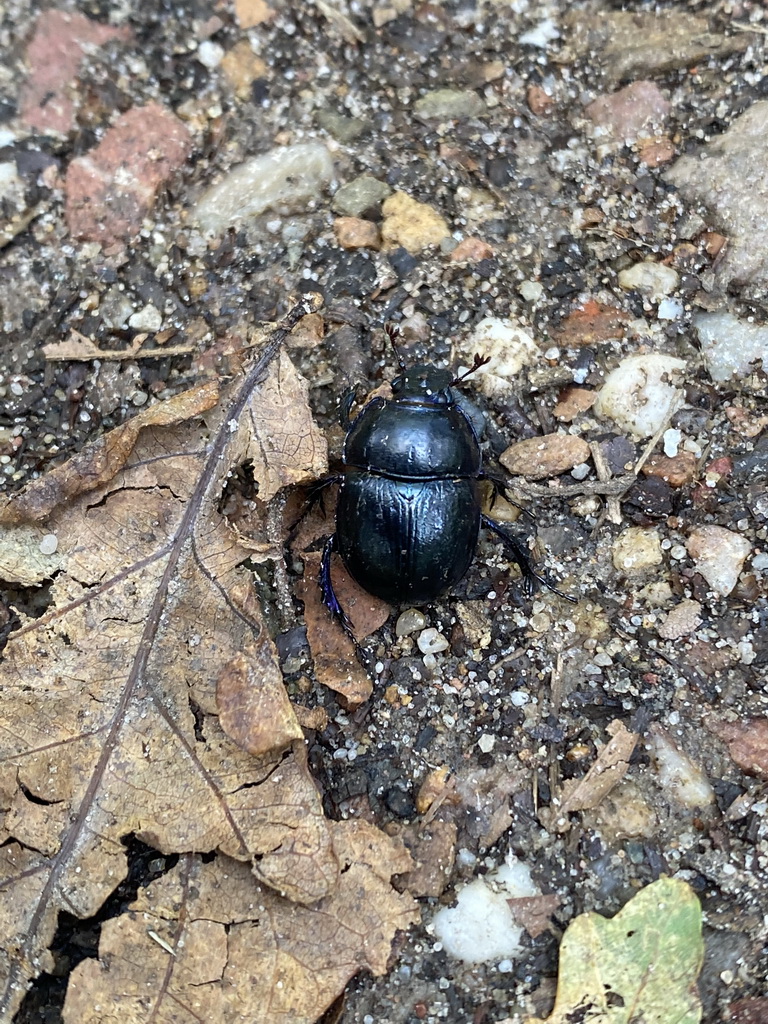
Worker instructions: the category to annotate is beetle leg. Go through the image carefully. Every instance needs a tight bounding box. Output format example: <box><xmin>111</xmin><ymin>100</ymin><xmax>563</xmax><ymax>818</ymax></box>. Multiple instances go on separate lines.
<box><xmin>319</xmin><ymin>534</ymin><xmax>356</xmax><ymax>635</ymax></box>
<box><xmin>338</xmin><ymin>387</ymin><xmax>359</xmax><ymax>430</ymax></box>
<box><xmin>480</xmin><ymin>471</ymin><xmax>535</xmax><ymax>520</ymax></box>
<box><xmin>287</xmin><ymin>475</ymin><xmax>343</xmax><ymax>538</ymax></box>
<box><xmin>482</xmin><ymin>514</ymin><xmax>577</xmax><ymax>603</ymax></box>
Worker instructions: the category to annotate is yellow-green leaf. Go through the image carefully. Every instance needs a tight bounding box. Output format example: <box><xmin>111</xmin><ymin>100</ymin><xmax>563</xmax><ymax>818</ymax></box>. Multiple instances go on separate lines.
<box><xmin>528</xmin><ymin>876</ymin><xmax>703</xmax><ymax>1024</ymax></box>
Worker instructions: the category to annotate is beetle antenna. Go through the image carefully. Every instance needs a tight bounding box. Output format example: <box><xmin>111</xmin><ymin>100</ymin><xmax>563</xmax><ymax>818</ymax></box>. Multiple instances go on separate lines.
<box><xmin>451</xmin><ymin>353</ymin><xmax>491</xmax><ymax>385</ymax></box>
<box><xmin>385</xmin><ymin>323</ymin><xmax>407</xmax><ymax>371</ymax></box>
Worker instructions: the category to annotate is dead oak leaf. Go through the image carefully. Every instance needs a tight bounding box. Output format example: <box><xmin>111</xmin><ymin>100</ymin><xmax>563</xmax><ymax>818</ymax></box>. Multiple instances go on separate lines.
<box><xmin>62</xmin><ymin>825</ymin><xmax>418</xmax><ymax>1024</ymax></box>
<box><xmin>0</xmin><ymin>307</ymin><xmax>391</xmax><ymax>1020</ymax></box>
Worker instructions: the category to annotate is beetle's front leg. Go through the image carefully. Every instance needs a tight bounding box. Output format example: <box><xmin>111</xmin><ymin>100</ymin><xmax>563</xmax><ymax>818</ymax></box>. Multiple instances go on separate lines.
<box><xmin>287</xmin><ymin>475</ymin><xmax>343</xmax><ymax>539</ymax></box>
<box><xmin>319</xmin><ymin>533</ymin><xmax>356</xmax><ymax>635</ymax></box>
<box><xmin>480</xmin><ymin>470</ymin><xmax>535</xmax><ymax>521</ymax></box>
<box><xmin>482</xmin><ymin>514</ymin><xmax>576</xmax><ymax>603</ymax></box>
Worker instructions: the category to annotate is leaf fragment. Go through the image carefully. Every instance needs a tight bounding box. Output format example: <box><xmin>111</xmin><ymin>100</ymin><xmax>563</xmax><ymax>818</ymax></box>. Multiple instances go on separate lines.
<box><xmin>527</xmin><ymin>876</ymin><xmax>704</xmax><ymax>1024</ymax></box>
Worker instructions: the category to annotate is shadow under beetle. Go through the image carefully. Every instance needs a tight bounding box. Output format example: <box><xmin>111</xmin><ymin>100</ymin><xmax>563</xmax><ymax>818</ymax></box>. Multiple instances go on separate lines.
<box><xmin>315</xmin><ymin>326</ymin><xmax>575</xmax><ymax>632</ymax></box>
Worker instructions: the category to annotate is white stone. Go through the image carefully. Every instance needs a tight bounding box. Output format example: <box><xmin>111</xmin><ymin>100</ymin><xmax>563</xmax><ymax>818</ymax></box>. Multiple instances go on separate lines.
<box><xmin>692</xmin><ymin>310</ymin><xmax>768</xmax><ymax>382</ymax></box>
<box><xmin>431</xmin><ymin>854</ymin><xmax>539</xmax><ymax>964</ymax></box>
<box><xmin>128</xmin><ymin>304</ymin><xmax>162</xmax><ymax>332</ymax></box>
<box><xmin>396</xmin><ymin>608</ymin><xmax>427</xmax><ymax>636</ymax></box>
<box><xmin>519</xmin><ymin>18</ymin><xmax>559</xmax><ymax>47</ymax></box>
<box><xmin>38</xmin><ymin>534</ymin><xmax>58</xmax><ymax>555</ymax></box>
<box><xmin>518</xmin><ymin>280</ymin><xmax>544</xmax><ymax>302</ymax></box>
<box><xmin>657</xmin><ymin>297</ymin><xmax>684</xmax><ymax>320</ymax></box>
<box><xmin>686</xmin><ymin>525</ymin><xmax>751</xmax><ymax>596</ymax></box>
<box><xmin>648</xmin><ymin>725</ymin><xmax>715</xmax><ymax>808</ymax></box>
<box><xmin>663</xmin><ymin>428</ymin><xmax>682</xmax><ymax>457</ymax></box>
<box><xmin>197</xmin><ymin>40</ymin><xmax>224</xmax><ymax>68</ymax></box>
<box><xmin>478</xmin><ymin>733</ymin><xmax>496</xmax><ymax>753</ymax></box>
<box><xmin>618</xmin><ymin>261</ymin><xmax>680</xmax><ymax>301</ymax></box>
<box><xmin>594</xmin><ymin>353</ymin><xmax>686</xmax><ymax>438</ymax></box>
<box><xmin>417</xmin><ymin>627</ymin><xmax>449</xmax><ymax>655</ymax></box>
<box><xmin>458</xmin><ymin>317</ymin><xmax>539</xmax><ymax>399</ymax></box>
<box><xmin>193</xmin><ymin>143</ymin><xmax>335</xmax><ymax>236</ymax></box>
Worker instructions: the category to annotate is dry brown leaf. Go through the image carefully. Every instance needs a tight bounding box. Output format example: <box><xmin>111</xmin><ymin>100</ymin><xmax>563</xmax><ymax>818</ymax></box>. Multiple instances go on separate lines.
<box><xmin>0</xmin><ymin>379</ymin><xmax>219</xmax><ymax>527</ymax></box>
<box><xmin>62</xmin><ymin>823</ymin><xmax>418</xmax><ymax>1024</ymax></box>
<box><xmin>216</xmin><ymin>644</ymin><xmax>304</xmax><ymax>757</ymax></box>
<box><xmin>43</xmin><ymin>328</ymin><xmax>197</xmax><ymax>362</ymax></box>
<box><xmin>548</xmin><ymin>720</ymin><xmax>638</xmax><ymax>831</ymax></box>
<box><xmin>507</xmin><ymin>893</ymin><xmax>561</xmax><ymax>939</ymax></box>
<box><xmin>298</xmin><ymin>552</ymin><xmax>387</xmax><ymax>707</ymax></box>
<box><xmin>0</xmin><ymin>305</ymin><xmax>415</xmax><ymax>1019</ymax></box>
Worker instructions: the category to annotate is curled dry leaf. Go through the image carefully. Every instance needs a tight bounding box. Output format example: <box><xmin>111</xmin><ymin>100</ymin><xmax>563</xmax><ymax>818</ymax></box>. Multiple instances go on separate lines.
<box><xmin>0</xmin><ymin>305</ymin><xmax>417</xmax><ymax>1020</ymax></box>
<box><xmin>297</xmin><ymin>552</ymin><xmax>391</xmax><ymax>707</ymax></box>
<box><xmin>62</xmin><ymin>824</ymin><xmax>418</xmax><ymax>1024</ymax></box>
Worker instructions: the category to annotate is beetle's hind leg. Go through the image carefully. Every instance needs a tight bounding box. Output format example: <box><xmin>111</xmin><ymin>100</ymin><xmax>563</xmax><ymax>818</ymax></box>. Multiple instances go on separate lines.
<box><xmin>319</xmin><ymin>534</ymin><xmax>357</xmax><ymax>636</ymax></box>
<box><xmin>482</xmin><ymin>514</ymin><xmax>576</xmax><ymax>603</ymax></box>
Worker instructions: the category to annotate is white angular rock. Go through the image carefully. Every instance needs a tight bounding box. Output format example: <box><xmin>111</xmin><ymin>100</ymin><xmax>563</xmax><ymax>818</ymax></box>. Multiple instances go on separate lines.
<box><xmin>595</xmin><ymin>352</ymin><xmax>686</xmax><ymax>437</ymax></box>
<box><xmin>693</xmin><ymin>310</ymin><xmax>768</xmax><ymax>382</ymax></box>
<box><xmin>431</xmin><ymin>854</ymin><xmax>539</xmax><ymax>964</ymax></box>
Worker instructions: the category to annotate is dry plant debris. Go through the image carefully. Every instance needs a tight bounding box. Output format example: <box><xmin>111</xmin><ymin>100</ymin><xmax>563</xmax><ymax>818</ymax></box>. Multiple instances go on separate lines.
<box><xmin>0</xmin><ymin>306</ymin><xmax>417</xmax><ymax>1020</ymax></box>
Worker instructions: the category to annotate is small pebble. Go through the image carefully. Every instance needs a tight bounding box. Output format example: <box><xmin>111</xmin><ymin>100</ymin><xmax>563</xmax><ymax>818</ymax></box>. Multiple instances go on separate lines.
<box><xmin>657</xmin><ymin>599</ymin><xmax>702</xmax><ymax>640</ymax></box>
<box><xmin>417</xmin><ymin>627</ymin><xmax>449</xmax><ymax>655</ymax></box>
<box><xmin>128</xmin><ymin>304</ymin><xmax>162</xmax><ymax>332</ymax></box>
<box><xmin>39</xmin><ymin>534</ymin><xmax>58</xmax><ymax>555</ymax></box>
<box><xmin>612</xmin><ymin>527</ymin><xmax>663</xmax><ymax>572</ymax></box>
<box><xmin>500</xmin><ymin>433</ymin><xmax>591</xmax><ymax>480</ymax></box>
<box><xmin>518</xmin><ymin>280</ymin><xmax>544</xmax><ymax>302</ymax></box>
<box><xmin>197</xmin><ymin>40</ymin><xmax>224</xmax><ymax>68</ymax></box>
<box><xmin>692</xmin><ymin>311</ymin><xmax>768</xmax><ymax>382</ymax></box>
<box><xmin>686</xmin><ymin>525</ymin><xmax>751</xmax><ymax>596</ymax></box>
<box><xmin>413</xmin><ymin>88</ymin><xmax>484</xmax><ymax>120</ymax></box>
<box><xmin>461</xmin><ymin>317</ymin><xmax>539</xmax><ymax>398</ymax></box>
<box><xmin>618</xmin><ymin>260</ymin><xmax>679</xmax><ymax>300</ymax></box>
<box><xmin>381</xmin><ymin>191</ymin><xmax>450</xmax><ymax>252</ymax></box>
<box><xmin>478</xmin><ymin>734</ymin><xmax>496</xmax><ymax>754</ymax></box>
<box><xmin>594</xmin><ymin>353</ymin><xmax>686</xmax><ymax>438</ymax></box>
<box><xmin>396</xmin><ymin>608</ymin><xmax>427</xmax><ymax>636</ymax></box>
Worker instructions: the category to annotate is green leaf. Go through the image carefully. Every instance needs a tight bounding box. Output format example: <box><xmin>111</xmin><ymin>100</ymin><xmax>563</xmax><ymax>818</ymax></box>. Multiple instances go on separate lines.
<box><xmin>528</xmin><ymin>876</ymin><xmax>704</xmax><ymax>1024</ymax></box>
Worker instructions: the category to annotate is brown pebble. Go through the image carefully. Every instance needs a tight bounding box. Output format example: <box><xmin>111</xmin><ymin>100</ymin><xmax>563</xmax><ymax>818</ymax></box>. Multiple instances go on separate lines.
<box><xmin>221</xmin><ymin>40</ymin><xmax>268</xmax><ymax>100</ymax></box>
<box><xmin>449</xmin><ymin>236</ymin><xmax>494</xmax><ymax>262</ymax></box>
<box><xmin>500</xmin><ymin>433</ymin><xmax>591</xmax><ymax>479</ymax></box>
<box><xmin>586</xmin><ymin>81</ymin><xmax>670</xmax><ymax>143</ymax></box>
<box><xmin>702</xmin><ymin>231</ymin><xmax>727</xmax><ymax>258</ymax></box>
<box><xmin>553</xmin><ymin>387</ymin><xmax>597</xmax><ymax>422</ymax></box>
<box><xmin>526</xmin><ymin>84</ymin><xmax>554</xmax><ymax>116</ymax></box>
<box><xmin>553</xmin><ymin>299</ymin><xmax>628</xmax><ymax>347</ymax></box>
<box><xmin>333</xmin><ymin>216</ymin><xmax>381</xmax><ymax>250</ymax></box>
<box><xmin>642</xmin><ymin>451</ymin><xmax>697</xmax><ymax>487</ymax></box>
<box><xmin>637</xmin><ymin>136</ymin><xmax>676</xmax><ymax>167</ymax></box>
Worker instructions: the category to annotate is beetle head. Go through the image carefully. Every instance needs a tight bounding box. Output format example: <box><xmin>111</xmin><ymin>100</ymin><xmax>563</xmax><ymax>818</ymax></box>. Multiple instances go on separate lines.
<box><xmin>391</xmin><ymin>364</ymin><xmax>454</xmax><ymax>404</ymax></box>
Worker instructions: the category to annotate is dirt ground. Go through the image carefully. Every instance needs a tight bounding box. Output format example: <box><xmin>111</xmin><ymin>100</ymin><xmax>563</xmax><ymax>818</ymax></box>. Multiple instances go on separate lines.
<box><xmin>1</xmin><ymin>1</ymin><xmax>767</xmax><ymax>1023</ymax></box>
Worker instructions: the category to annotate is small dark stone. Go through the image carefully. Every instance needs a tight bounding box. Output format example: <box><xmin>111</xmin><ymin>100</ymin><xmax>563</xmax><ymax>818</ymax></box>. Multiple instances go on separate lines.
<box><xmin>388</xmin><ymin>246</ymin><xmax>420</xmax><ymax>278</ymax></box>
<box><xmin>384</xmin><ymin>785</ymin><xmax>416</xmax><ymax>818</ymax></box>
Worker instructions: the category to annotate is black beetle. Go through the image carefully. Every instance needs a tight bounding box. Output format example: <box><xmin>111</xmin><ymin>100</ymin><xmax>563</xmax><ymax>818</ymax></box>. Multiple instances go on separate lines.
<box><xmin>316</xmin><ymin>328</ymin><xmax>574</xmax><ymax>630</ymax></box>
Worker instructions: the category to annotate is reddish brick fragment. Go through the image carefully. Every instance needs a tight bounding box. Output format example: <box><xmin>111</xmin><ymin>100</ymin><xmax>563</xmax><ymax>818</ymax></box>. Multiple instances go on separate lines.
<box><xmin>20</xmin><ymin>10</ymin><xmax>130</xmax><ymax>134</ymax></box>
<box><xmin>553</xmin><ymin>299</ymin><xmax>628</xmax><ymax>347</ymax></box>
<box><xmin>65</xmin><ymin>103</ymin><xmax>192</xmax><ymax>247</ymax></box>
<box><xmin>642</xmin><ymin>452</ymin><xmax>697</xmax><ymax>487</ymax></box>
